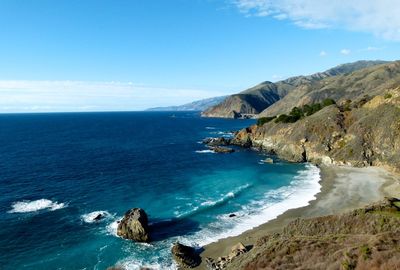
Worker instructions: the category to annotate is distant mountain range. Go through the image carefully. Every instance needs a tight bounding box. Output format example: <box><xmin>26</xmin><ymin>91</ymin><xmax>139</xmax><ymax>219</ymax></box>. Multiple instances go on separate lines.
<box><xmin>201</xmin><ymin>60</ymin><xmax>389</xmax><ymax>118</ymax></box>
<box><xmin>146</xmin><ymin>95</ymin><xmax>227</xmax><ymax>111</ymax></box>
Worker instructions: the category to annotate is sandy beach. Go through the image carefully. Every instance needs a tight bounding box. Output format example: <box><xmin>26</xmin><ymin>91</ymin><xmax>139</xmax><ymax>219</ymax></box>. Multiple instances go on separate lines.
<box><xmin>196</xmin><ymin>165</ymin><xmax>400</xmax><ymax>269</ymax></box>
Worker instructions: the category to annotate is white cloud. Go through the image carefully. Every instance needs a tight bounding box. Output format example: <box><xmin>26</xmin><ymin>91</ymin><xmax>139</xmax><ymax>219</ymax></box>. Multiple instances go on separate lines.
<box><xmin>340</xmin><ymin>49</ymin><xmax>351</xmax><ymax>55</ymax></box>
<box><xmin>0</xmin><ymin>80</ymin><xmax>224</xmax><ymax>113</ymax></box>
<box><xmin>233</xmin><ymin>0</ymin><xmax>400</xmax><ymax>40</ymax></box>
<box><xmin>319</xmin><ymin>50</ymin><xmax>327</xmax><ymax>57</ymax></box>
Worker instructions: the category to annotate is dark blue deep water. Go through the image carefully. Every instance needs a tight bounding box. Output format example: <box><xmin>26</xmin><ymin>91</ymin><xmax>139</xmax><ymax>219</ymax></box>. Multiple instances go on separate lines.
<box><xmin>0</xmin><ymin>112</ymin><xmax>320</xmax><ymax>269</ymax></box>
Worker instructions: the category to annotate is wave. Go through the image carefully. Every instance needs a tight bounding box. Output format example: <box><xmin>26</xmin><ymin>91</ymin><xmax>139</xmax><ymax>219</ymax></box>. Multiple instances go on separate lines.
<box><xmin>175</xmin><ymin>184</ymin><xmax>251</xmax><ymax>218</ymax></box>
<box><xmin>180</xmin><ymin>164</ymin><xmax>321</xmax><ymax>246</ymax></box>
<box><xmin>8</xmin><ymin>199</ymin><xmax>66</xmax><ymax>213</ymax></box>
<box><xmin>195</xmin><ymin>149</ymin><xmax>215</xmax><ymax>154</ymax></box>
<box><xmin>81</xmin><ymin>211</ymin><xmax>112</xmax><ymax>223</ymax></box>
<box><xmin>205</xmin><ymin>127</ymin><xmax>216</xmax><ymax>130</ymax></box>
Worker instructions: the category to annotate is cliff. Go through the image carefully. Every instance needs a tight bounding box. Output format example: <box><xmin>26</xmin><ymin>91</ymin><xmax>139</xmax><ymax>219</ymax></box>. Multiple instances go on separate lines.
<box><xmin>233</xmin><ymin>88</ymin><xmax>400</xmax><ymax>173</ymax></box>
<box><xmin>201</xmin><ymin>60</ymin><xmax>387</xmax><ymax>118</ymax></box>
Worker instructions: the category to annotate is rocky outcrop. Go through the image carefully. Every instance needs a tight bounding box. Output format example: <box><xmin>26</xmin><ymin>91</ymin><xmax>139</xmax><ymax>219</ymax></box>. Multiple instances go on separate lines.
<box><xmin>171</xmin><ymin>242</ymin><xmax>201</xmax><ymax>268</ymax></box>
<box><xmin>117</xmin><ymin>208</ymin><xmax>150</xmax><ymax>242</ymax></box>
<box><xmin>206</xmin><ymin>242</ymin><xmax>248</xmax><ymax>269</ymax></box>
<box><xmin>202</xmin><ymin>137</ymin><xmax>232</xmax><ymax>147</ymax></box>
<box><xmin>211</xmin><ymin>146</ymin><xmax>235</xmax><ymax>154</ymax></box>
<box><xmin>232</xmin><ymin>88</ymin><xmax>400</xmax><ymax>173</ymax></box>
<box><xmin>224</xmin><ymin>198</ymin><xmax>400</xmax><ymax>270</ymax></box>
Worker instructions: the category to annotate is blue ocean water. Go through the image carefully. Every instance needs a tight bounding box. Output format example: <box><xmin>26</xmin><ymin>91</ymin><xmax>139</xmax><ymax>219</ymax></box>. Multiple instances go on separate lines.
<box><xmin>0</xmin><ymin>112</ymin><xmax>320</xmax><ymax>270</ymax></box>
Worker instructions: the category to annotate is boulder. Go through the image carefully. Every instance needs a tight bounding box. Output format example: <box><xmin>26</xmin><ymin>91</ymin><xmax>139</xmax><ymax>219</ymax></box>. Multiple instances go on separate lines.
<box><xmin>94</xmin><ymin>213</ymin><xmax>104</xmax><ymax>221</ymax></box>
<box><xmin>171</xmin><ymin>242</ymin><xmax>201</xmax><ymax>268</ymax></box>
<box><xmin>205</xmin><ymin>242</ymin><xmax>248</xmax><ymax>269</ymax></box>
<box><xmin>228</xmin><ymin>242</ymin><xmax>247</xmax><ymax>260</ymax></box>
<box><xmin>228</xmin><ymin>213</ymin><xmax>237</xmax><ymax>218</ymax></box>
<box><xmin>117</xmin><ymin>208</ymin><xmax>150</xmax><ymax>242</ymax></box>
<box><xmin>263</xmin><ymin>158</ymin><xmax>274</xmax><ymax>164</ymax></box>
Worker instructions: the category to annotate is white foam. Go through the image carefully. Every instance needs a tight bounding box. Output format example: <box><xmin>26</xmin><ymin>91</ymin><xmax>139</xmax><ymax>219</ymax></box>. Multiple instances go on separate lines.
<box><xmin>8</xmin><ymin>199</ymin><xmax>66</xmax><ymax>213</ymax></box>
<box><xmin>182</xmin><ymin>164</ymin><xmax>321</xmax><ymax>246</ymax></box>
<box><xmin>176</xmin><ymin>184</ymin><xmax>250</xmax><ymax>217</ymax></box>
<box><xmin>205</xmin><ymin>127</ymin><xmax>216</xmax><ymax>130</ymax></box>
<box><xmin>195</xmin><ymin>149</ymin><xmax>215</xmax><ymax>154</ymax></box>
<box><xmin>81</xmin><ymin>211</ymin><xmax>111</xmax><ymax>223</ymax></box>
<box><xmin>106</xmin><ymin>219</ymin><xmax>121</xmax><ymax>237</ymax></box>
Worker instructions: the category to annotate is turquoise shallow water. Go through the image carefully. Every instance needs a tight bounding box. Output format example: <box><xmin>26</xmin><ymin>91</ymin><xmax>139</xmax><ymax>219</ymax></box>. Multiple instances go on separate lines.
<box><xmin>0</xmin><ymin>111</ymin><xmax>320</xmax><ymax>269</ymax></box>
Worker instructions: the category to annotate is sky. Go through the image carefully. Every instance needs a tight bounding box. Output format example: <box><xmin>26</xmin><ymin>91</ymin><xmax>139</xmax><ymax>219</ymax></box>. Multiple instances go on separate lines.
<box><xmin>1</xmin><ymin>0</ymin><xmax>400</xmax><ymax>112</ymax></box>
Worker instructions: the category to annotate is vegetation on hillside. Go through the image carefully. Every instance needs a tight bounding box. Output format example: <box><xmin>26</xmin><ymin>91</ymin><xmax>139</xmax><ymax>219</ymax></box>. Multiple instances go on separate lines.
<box><xmin>257</xmin><ymin>98</ymin><xmax>336</xmax><ymax>126</ymax></box>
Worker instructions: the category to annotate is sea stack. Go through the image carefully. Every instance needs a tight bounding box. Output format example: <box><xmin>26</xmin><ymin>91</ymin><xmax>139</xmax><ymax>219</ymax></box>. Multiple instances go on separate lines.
<box><xmin>117</xmin><ymin>208</ymin><xmax>150</xmax><ymax>242</ymax></box>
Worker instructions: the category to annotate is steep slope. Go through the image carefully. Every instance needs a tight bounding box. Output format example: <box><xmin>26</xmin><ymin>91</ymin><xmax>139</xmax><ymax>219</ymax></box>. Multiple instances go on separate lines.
<box><xmin>146</xmin><ymin>95</ymin><xmax>227</xmax><ymax>111</ymax></box>
<box><xmin>233</xmin><ymin>87</ymin><xmax>400</xmax><ymax>173</ymax></box>
<box><xmin>202</xmin><ymin>60</ymin><xmax>387</xmax><ymax>118</ymax></box>
<box><xmin>260</xmin><ymin>60</ymin><xmax>397</xmax><ymax>117</ymax></box>
<box><xmin>226</xmin><ymin>198</ymin><xmax>400</xmax><ymax>270</ymax></box>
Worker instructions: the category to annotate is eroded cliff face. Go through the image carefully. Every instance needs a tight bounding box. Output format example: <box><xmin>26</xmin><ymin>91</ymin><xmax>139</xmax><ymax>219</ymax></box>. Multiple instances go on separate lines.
<box><xmin>232</xmin><ymin>88</ymin><xmax>400</xmax><ymax>173</ymax></box>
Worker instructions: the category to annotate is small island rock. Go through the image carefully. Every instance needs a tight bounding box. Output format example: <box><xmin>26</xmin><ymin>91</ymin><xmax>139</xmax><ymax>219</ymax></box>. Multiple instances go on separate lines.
<box><xmin>117</xmin><ymin>208</ymin><xmax>150</xmax><ymax>242</ymax></box>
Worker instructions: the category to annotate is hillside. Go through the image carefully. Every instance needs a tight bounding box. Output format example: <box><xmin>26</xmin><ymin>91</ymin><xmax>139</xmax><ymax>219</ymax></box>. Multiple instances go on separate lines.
<box><xmin>146</xmin><ymin>95</ymin><xmax>227</xmax><ymax>111</ymax></box>
<box><xmin>260</xmin><ymin>61</ymin><xmax>399</xmax><ymax>117</ymax></box>
<box><xmin>201</xmin><ymin>60</ymin><xmax>388</xmax><ymax>118</ymax></box>
<box><xmin>233</xmin><ymin>87</ymin><xmax>400</xmax><ymax>173</ymax></box>
<box><xmin>225</xmin><ymin>197</ymin><xmax>400</xmax><ymax>270</ymax></box>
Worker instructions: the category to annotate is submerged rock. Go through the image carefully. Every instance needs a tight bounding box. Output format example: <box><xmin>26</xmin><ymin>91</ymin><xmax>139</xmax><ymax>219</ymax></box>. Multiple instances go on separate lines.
<box><xmin>117</xmin><ymin>208</ymin><xmax>150</xmax><ymax>242</ymax></box>
<box><xmin>171</xmin><ymin>242</ymin><xmax>201</xmax><ymax>268</ymax></box>
<box><xmin>228</xmin><ymin>213</ymin><xmax>237</xmax><ymax>218</ymax></box>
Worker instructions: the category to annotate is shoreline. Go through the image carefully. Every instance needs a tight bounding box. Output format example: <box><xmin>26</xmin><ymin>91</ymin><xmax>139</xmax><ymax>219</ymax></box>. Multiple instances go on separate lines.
<box><xmin>196</xmin><ymin>165</ymin><xmax>400</xmax><ymax>269</ymax></box>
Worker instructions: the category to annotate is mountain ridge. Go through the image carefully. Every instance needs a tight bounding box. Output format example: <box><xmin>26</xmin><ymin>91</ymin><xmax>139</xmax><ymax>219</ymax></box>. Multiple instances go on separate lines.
<box><xmin>201</xmin><ymin>60</ymin><xmax>389</xmax><ymax>118</ymax></box>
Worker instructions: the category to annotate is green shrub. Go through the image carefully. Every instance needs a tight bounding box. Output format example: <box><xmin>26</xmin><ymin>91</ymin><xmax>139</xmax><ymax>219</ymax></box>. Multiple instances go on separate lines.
<box><xmin>360</xmin><ymin>245</ymin><xmax>371</xmax><ymax>260</ymax></box>
<box><xmin>257</xmin><ymin>116</ymin><xmax>275</xmax><ymax>126</ymax></box>
<box><xmin>384</xmin><ymin>93</ymin><xmax>393</xmax><ymax>99</ymax></box>
<box><xmin>271</xmin><ymin>99</ymin><xmax>336</xmax><ymax>124</ymax></box>
<box><xmin>322</xmin><ymin>98</ymin><xmax>336</xmax><ymax>107</ymax></box>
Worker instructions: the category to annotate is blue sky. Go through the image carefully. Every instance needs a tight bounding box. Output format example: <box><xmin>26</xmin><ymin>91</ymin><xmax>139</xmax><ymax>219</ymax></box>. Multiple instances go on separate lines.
<box><xmin>1</xmin><ymin>0</ymin><xmax>400</xmax><ymax>112</ymax></box>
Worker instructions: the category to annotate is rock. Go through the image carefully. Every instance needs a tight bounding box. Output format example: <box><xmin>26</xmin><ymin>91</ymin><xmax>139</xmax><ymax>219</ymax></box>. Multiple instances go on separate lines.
<box><xmin>263</xmin><ymin>158</ymin><xmax>273</xmax><ymax>164</ymax></box>
<box><xmin>211</xmin><ymin>146</ymin><xmax>235</xmax><ymax>153</ymax></box>
<box><xmin>171</xmin><ymin>242</ymin><xmax>201</xmax><ymax>268</ymax></box>
<box><xmin>228</xmin><ymin>242</ymin><xmax>247</xmax><ymax>260</ymax></box>
<box><xmin>117</xmin><ymin>208</ymin><xmax>150</xmax><ymax>242</ymax></box>
<box><xmin>228</xmin><ymin>213</ymin><xmax>237</xmax><ymax>218</ymax></box>
<box><xmin>203</xmin><ymin>137</ymin><xmax>231</xmax><ymax>146</ymax></box>
<box><xmin>205</xmin><ymin>242</ymin><xmax>248</xmax><ymax>269</ymax></box>
<box><xmin>94</xmin><ymin>213</ymin><xmax>103</xmax><ymax>221</ymax></box>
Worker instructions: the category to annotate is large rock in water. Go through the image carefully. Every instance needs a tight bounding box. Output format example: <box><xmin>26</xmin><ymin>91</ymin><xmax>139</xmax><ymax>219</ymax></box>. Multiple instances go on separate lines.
<box><xmin>117</xmin><ymin>208</ymin><xmax>150</xmax><ymax>242</ymax></box>
<box><xmin>171</xmin><ymin>242</ymin><xmax>201</xmax><ymax>268</ymax></box>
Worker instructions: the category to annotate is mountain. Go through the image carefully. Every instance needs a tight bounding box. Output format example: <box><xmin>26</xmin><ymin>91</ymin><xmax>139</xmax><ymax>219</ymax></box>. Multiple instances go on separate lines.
<box><xmin>146</xmin><ymin>96</ymin><xmax>227</xmax><ymax>111</ymax></box>
<box><xmin>201</xmin><ymin>60</ymin><xmax>388</xmax><ymax>118</ymax></box>
<box><xmin>259</xmin><ymin>60</ymin><xmax>397</xmax><ymax>117</ymax></box>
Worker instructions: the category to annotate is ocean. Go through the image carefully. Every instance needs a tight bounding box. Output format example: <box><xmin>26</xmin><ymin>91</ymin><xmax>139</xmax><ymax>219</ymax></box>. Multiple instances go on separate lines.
<box><xmin>0</xmin><ymin>111</ymin><xmax>320</xmax><ymax>269</ymax></box>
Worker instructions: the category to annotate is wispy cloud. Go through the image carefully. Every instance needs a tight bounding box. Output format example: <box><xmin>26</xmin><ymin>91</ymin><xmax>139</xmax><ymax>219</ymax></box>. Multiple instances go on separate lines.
<box><xmin>340</xmin><ymin>49</ymin><xmax>351</xmax><ymax>55</ymax></box>
<box><xmin>0</xmin><ymin>80</ymin><xmax>224</xmax><ymax>113</ymax></box>
<box><xmin>319</xmin><ymin>50</ymin><xmax>327</xmax><ymax>57</ymax></box>
<box><xmin>233</xmin><ymin>0</ymin><xmax>400</xmax><ymax>40</ymax></box>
